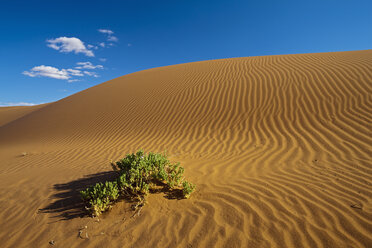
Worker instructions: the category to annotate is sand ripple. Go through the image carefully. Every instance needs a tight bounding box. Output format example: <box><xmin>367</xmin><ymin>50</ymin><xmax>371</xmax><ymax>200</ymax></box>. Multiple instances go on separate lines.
<box><xmin>0</xmin><ymin>50</ymin><xmax>371</xmax><ymax>247</ymax></box>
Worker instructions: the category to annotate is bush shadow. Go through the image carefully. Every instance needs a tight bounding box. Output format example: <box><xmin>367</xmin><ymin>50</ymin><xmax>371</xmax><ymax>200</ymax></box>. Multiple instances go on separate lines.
<box><xmin>164</xmin><ymin>188</ymin><xmax>184</xmax><ymax>200</ymax></box>
<box><xmin>149</xmin><ymin>182</ymin><xmax>185</xmax><ymax>200</ymax></box>
<box><xmin>39</xmin><ymin>171</ymin><xmax>119</xmax><ymax>220</ymax></box>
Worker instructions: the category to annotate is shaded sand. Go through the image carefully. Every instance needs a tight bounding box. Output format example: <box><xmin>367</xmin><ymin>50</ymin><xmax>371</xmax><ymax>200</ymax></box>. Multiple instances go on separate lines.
<box><xmin>0</xmin><ymin>104</ymin><xmax>47</xmax><ymax>127</ymax></box>
<box><xmin>0</xmin><ymin>50</ymin><xmax>371</xmax><ymax>247</ymax></box>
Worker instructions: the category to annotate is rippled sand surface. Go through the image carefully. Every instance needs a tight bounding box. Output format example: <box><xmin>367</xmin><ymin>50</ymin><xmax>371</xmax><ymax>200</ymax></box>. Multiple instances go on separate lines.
<box><xmin>0</xmin><ymin>50</ymin><xmax>371</xmax><ymax>247</ymax></box>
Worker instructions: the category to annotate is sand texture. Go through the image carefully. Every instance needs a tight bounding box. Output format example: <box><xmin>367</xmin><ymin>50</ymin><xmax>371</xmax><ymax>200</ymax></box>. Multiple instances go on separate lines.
<box><xmin>0</xmin><ymin>50</ymin><xmax>371</xmax><ymax>247</ymax></box>
<box><xmin>0</xmin><ymin>104</ymin><xmax>47</xmax><ymax>127</ymax></box>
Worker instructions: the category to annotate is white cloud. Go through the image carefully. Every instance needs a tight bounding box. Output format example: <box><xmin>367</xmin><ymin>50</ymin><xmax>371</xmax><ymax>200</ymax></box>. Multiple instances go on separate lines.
<box><xmin>84</xmin><ymin>71</ymin><xmax>99</xmax><ymax>77</ymax></box>
<box><xmin>99</xmin><ymin>58</ymin><xmax>107</xmax><ymax>62</ymax></box>
<box><xmin>47</xmin><ymin>37</ymin><xmax>94</xmax><ymax>57</ymax></box>
<box><xmin>66</xmin><ymin>69</ymin><xmax>84</xmax><ymax>76</ymax></box>
<box><xmin>98</xmin><ymin>29</ymin><xmax>114</xmax><ymax>35</ymax></box>
<box><xmin>98</xmin><ymin>28</ymin><xmax>119</xmax><ymax>43</ymax></box>
<box><xmin>67</xmin><ymin>79</ymin><xmax>81</xmax><ymax>83</ymax></box>
<box><xmin>107</xmin><ymin>36</ymin><xmax>118</xmax><ymax>42</ymax></box>
<box><xmin>23</xmin><ymin>63</ymin><xmax>102</xmax><ymax>81</ymax></box>
<box><xmin>0</xmin><ymin>102</ymin><xmax>40</xmax><ymax>107</ymax></box>
<box><xmin>23</xmin><ymin>65</ymin><xmax>86</xmax><ymax>81</ymax></box>
<box><xmin>75</xmin><ymin>62</ymin><xmax>103</xmax><ymax>70</ymax></box>
<box><xmin>99</xmin><ymin>42</ymin><xmax>105</xmax><ymax>48</ymax></box>
<box><xmin>87</xmin><ymin>44</ymin><xmax>98</xmax><ymax>50</ymax></box>
<box><xmin>23</xmin><ymin>65</ymin><xmax>70</xmax><ymax>80</ymax></box>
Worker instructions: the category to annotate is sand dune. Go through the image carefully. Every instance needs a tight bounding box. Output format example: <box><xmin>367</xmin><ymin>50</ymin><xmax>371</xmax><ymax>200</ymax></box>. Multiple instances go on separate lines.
<box><xmin>0</xmin><ymin>104</ymin><xmax>47</xmax><ymax>127</ymax></box>
<box><xmin>0</xmin><ymin>50</ymin><xmax>371</xmax><ymax>247</ymax></box>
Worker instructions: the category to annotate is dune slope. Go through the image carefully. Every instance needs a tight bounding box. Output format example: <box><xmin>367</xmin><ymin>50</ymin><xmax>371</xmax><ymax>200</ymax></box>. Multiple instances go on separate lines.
<box><xmin>0</xmin><ymin>50</ymin><xmax>371</xmax><ymax>248</ymax></box>
<box><xmin>0</xmin><ymin>104</ymin><xmax>47</xmax><ymax>127</ymax></box>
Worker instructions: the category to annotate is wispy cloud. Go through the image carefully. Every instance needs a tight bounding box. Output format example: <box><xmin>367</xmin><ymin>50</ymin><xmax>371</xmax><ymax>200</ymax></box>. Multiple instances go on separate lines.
<box><xmin>66</xmin><ymin>69</ymin><xmax>84</xmax><ymax>76</ymax></box>
<box><xmin>23</xmin><ymin>65</ymin><xmax>71</xmax><ymax>80</ymax></box>
<box><xmin>98</xmin><ymin>28</ymin><xmax>119</xmax><ymax>43</ymax></box>
<box><xmin>98</xmin><ymin>29</ymin><xmax>114</xmax><ymax>35</ymax></box>
<box><xmin>0</xmin><ymin>102</ymin><xmax>41</xmax><ymax>107</ymax></box>
<box><xmin>23</xmin><ymin>65</ymin><xmax>100</xmax><ymax>81</ymax></box>
<box><xmin>107</xmin><ymin>36</ymin><xmax>118</xmax><ymax>42</ymax></box>
<box><xmin>83</xmin><ymin>71</ymin><xmax>99</xmax><ymax>78</ymax></box>
<box><xmin>47</xmin><ymin>37</ymin><xmax>94</xmax><ymax>57</ymax></box>
<box><xmin>87</xmin><ymin>44</ymin><xmax>98</xmax><ymax>50</ymax></box>
<box><xmin>75</xmin><ymin>62</ymin><xmax>103</xmax><ymax>70</ymax></box>
<box><xmin>67</xmin><ymin>79</ymin><xmax>81</xmax><ymax>83</ymax></box>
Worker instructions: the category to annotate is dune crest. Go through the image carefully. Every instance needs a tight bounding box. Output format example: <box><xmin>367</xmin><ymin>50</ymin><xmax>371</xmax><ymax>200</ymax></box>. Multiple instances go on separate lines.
<box><xmin>0</xmin><ymin>50</ymin><xmax>371</xmax><ymax>247</ymax></box>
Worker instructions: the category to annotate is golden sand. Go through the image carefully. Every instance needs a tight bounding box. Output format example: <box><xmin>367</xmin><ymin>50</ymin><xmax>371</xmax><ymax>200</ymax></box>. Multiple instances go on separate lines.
<box><xmin>0</xmin><ymin>50</ymin><xmax>371</xmax><ymax>247</ymax></box>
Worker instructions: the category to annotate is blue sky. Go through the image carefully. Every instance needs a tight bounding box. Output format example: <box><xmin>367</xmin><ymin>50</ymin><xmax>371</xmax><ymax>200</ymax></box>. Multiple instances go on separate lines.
<box><xmin>1</xmin><ymin>0</ymin><xmax>371</xmax><ymax>106</ymax></box>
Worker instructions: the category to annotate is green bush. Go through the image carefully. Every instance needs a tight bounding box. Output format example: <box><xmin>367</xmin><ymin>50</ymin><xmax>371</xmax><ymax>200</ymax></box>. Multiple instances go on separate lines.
<box><xmin>81</xmin><ymin>149</ymin><xmax>195</xmax><ymax>217</ymax></box>
<box><xmin>80</xmin><ymin>181</ymin><xmax>119</xmax><ymax>217</ymax></box>
<box><xmin>182</xmin><ymin>181</ymin><xmax>196</xmax><ymax>199</ymax></box>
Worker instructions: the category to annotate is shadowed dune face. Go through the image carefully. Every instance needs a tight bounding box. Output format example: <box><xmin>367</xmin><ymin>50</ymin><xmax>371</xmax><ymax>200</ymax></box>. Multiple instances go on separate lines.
<box><xmin>0</xmin><ymin>50</ymin><xmax>371</xmax><ymax>247</ymax></box>
<box><xmin>0</xmin><ymin>104</ymin><xmax>47</xmax><ymax>127</ymax></box>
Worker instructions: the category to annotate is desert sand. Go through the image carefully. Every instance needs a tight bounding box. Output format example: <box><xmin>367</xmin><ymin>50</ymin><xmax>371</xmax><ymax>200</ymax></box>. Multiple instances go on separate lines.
<box><xmin>0</xmin><ymin>50</ymin><xmax>371</xmax><ymax>247</ymax></box>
